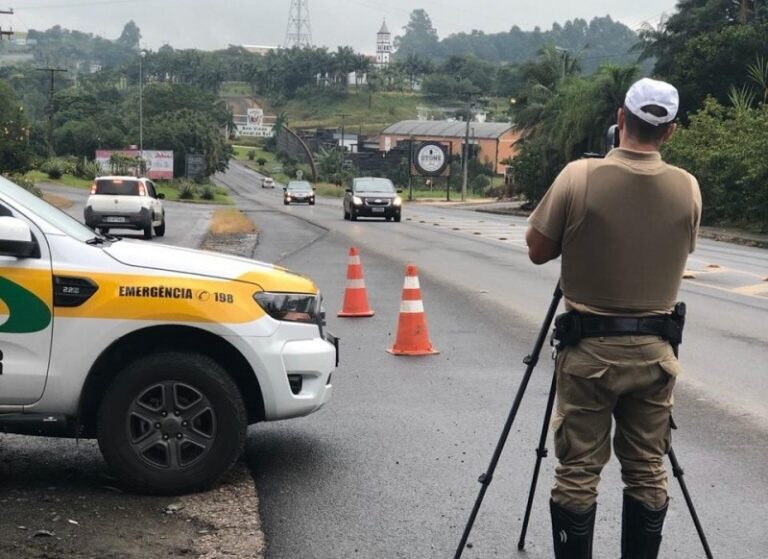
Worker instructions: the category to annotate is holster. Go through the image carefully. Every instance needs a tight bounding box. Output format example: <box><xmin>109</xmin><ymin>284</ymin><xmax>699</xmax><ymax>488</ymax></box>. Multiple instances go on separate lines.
<box><xmin>552</xmin><ymin>302</ymin><xmax>686</xmax><ymax>351</ymax></box>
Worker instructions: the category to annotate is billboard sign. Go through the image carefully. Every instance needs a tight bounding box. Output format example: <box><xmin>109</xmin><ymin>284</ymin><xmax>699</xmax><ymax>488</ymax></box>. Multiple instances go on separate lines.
<box><xmin>95</xmin><ymin>150</ymin><xmax>174</xmax><ymax>180</ymax></box>
<box><xmin>411</xmin><ymin>142</ymin><xmax>450</xmax><ymax>177</ymax></box>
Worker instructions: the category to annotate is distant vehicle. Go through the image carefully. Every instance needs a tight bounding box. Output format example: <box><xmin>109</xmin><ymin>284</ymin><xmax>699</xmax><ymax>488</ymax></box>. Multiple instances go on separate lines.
<box><xmin>343</xmin><ymin>177</ymin><xmax>402</xmax><ymax>222</ymax></box>
<box><xmin>284</xmin><ymin>180</ymin><xmax>315</xmax><ymax>206</ymax></box>
<box><xmin>261</xmin><ymin>177</ymin><xmax>275</xmax><ymax>189</ymax></box>
<box><xmin>84</xmin><ymin>176</ymin><xmax>165</xmax><ymax>240</ymax></box>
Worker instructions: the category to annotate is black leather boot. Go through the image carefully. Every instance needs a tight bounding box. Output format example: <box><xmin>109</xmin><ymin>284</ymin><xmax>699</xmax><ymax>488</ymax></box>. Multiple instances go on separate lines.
<box><xmin>550</xmin><ymin>499</ymin><xmax>596</xmax><ymax>558</ymax></box>
<box><xmin>621</xmin><ymin>494</ymin><xmax>668</xmax><ymax>559</ymax></box>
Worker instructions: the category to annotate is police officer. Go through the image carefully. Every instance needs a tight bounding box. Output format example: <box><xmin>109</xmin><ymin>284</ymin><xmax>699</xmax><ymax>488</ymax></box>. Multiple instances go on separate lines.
<box><xmin>525</xmin><ymin>78</ymin><xmax>702</xmax><ymax>559</ymax></box>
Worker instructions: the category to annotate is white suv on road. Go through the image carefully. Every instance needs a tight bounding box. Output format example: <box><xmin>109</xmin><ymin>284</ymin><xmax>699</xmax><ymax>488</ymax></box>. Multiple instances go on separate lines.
<box><xmin>84</xmin><ymin>176</ymin><xmax>166</xmax><ymax>239</ymax></box>
<box><xmin>0</xmin><ymin>175</ymin><xmax>337</xmax><ymax>494</ymax></box>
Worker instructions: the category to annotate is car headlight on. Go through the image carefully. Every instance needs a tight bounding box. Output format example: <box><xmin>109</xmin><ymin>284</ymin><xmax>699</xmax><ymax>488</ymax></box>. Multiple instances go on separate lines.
<box><xmin>393</xmin><ymin>196</ymin><xmax>402</xmax><ymax>206</ymax></box>
<box><xmin>286</xmin><ymin>195</ymin><xmax>292</xmax><ymax>200</ymax></box>
<box><xmin>352</xmin><ymin>196</ymin><xmax>363</xmax><ymax>206</ymax></box>
<box><xmin>253</xmin><ymin>292</ymin><xmax>320</xmax><ymax>324</ymax></box>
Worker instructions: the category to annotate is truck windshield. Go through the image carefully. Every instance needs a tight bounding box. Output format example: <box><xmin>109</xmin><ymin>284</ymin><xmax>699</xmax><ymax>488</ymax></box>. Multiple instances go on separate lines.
<box><xmin>0</xmin><ymin>176</ymin><xmax>98</xmax><ymax>242</ymax></box>
<box><xmin>95</xmin><ymin>179</ymin><xmax>140</xmax><ymax>195</ymax></box>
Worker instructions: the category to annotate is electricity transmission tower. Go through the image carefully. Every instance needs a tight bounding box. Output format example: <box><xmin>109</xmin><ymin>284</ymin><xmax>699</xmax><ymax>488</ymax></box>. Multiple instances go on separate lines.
<box><xmin>284</xmin><ymin>0</ymin><xmax>312</xmax><ymax>48</ymax></box>
<box><xmin>0</xmin><ymin>8</ymin><xmax>14</xmax><ymax>41</ymax></box>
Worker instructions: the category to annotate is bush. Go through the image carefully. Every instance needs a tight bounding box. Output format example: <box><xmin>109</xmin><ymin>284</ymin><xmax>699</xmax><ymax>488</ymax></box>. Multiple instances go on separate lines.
<box><xmin>200</xmin><ymin>185</ymin><xmax>215</xmax><ymax>200</ymax></box>
<box><xmin>471</xmin><ymin>174</ymin><xmax>491</xmax><ymax>193</ymax></box>
<box><xmin>73</xmin><ymin>157</ymin><xmax>103</xmax><ymax>180</ymax></box>
<box><xmin>257</xmin><ymin>157</ymin><xmax>267</xmax><ymax>166</ymax></box>
<box><xmin>40</xmin><ymin>158</ymin><xmax>72</xmax><ymax>180</ymax></box>
<box><xmin>247</xmin><ymin>149</ymin><xmax>256</xmax><ymax>161</ymax></box>
<box><xmin>5</xmin><ymin>173</ymin><xmax>42</xmax><ymax>197</ymax></box>
<box><xmin>483</xmin><ymin>184</ymin><xmax>506</xmax><ymax>199</ymax></box>
<box><xmin>663</xmin><ymin>98</ymin><xmax>768</xmax><ymax>231</ymax></box>
<box><xmin>179</xmin><ymin>184</ymin><xmax>196</xmax><ymax>200</ymax></box>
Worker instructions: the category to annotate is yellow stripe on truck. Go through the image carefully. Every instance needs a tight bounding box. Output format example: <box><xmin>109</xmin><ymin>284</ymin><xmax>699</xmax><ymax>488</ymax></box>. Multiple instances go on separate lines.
<box><xmin>0</xmin><ymin>267</ymin><xmax>54</xmax><ymax>305</ymax></box>
<box><xmin>53</xmin><ymin>271</ymin><xmax>265</xmax><ymax>323</ymax></box>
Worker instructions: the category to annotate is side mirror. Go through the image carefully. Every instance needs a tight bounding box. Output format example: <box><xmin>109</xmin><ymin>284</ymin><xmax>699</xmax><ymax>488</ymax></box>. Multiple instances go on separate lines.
<box><xmin>345</xmin><ymin>188</ymin><xmax>353</xmax><ymax>193</ymax></box>
<box><xmin>157</xmin><ymin>192</ymin><xmax>165</xmax><ymax>199</ymax></box>
<box><xmin>0</xmin><ymin>217</ymin><xmax>38</xmax><ymax>259</ymax></box>
<box><xmin>396</xmin><ymin>188</ymin><xmax>403</xmax><ymax>194</ymax></box>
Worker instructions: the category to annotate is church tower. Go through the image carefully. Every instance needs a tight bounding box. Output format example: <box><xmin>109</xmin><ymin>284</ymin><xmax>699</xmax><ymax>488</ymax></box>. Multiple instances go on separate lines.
<box><xmin>376</xmin><ymin>19</ymin><xmax>391</xmax><ymax>67</ymax></box>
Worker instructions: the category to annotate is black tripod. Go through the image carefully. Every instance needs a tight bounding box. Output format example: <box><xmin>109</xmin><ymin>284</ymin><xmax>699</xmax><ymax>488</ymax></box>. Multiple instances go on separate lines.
<box><xmin>454</xmin><ymin>282</ymin><xmax>714</xmax><ymax>558</ymax></box>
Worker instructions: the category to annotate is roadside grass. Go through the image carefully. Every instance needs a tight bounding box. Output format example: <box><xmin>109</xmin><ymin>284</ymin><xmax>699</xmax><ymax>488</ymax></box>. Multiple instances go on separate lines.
<box><xmin>155</xmin><ymin>182</ymin><xmax>233</xmax><ymax>205</ymax></box>
<box><xmin>260</xmin><ymin>91</ymin><xmax>440</xmax><ymax>134</ymax></box>
<box><xmin>209</xmin><ymin>208</ymin><xmax>258</xmax><ymax>236</ymax></box>
<box><xmin>27</xmin><ymin>170</ymin><xmax>92</xmax><ymax>189</ymax></box>
<box><xmin>219</xmin><ymin>82</ymin><xmax>253</xmax><ymax>96</ymax></box>
<box><xmin>29</xmin><ymin>171</ymin><xmax>233</xmax><ymax>205</ymax></box>
<box><xmin>42</xmin><ymin>192</ymin><xmax>74</xmax><ymax>209</ymax></box>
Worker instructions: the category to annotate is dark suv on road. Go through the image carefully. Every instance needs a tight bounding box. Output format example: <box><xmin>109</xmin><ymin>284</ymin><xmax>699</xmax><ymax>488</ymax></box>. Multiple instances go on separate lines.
<box><xmin>343</xmin><ymin>177</ymin><xmax>402</xmax><ymax>222</ymax></box>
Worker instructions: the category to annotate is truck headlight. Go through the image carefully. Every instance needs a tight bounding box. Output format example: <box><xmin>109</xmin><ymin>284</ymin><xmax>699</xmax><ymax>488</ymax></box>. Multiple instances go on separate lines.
<box><xmin>352</xmin><ymin>196</ymin><xmax>363</xmax><ymax>205</ymax></box>
<box><xmin>254</xmin><ymin>292</ymin><xmax>320</xmax><ymax>324</ymax></box>
<box><xmin>393</xmin><ymin>196</ymin><xmax>402</xmax><ymax>206</ymax></box>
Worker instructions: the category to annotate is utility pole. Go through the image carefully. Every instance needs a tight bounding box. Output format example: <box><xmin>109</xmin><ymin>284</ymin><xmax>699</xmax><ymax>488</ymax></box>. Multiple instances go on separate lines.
<box><xmin>284</xmin><ymin>0</ymin><xmax>312</xmax><ymax>48</ymax></box>
<box><xmin>139</xmin><ymin>50</ymin><xmax>146</xmax><ymax>167</ymax></box>
<box><xmin>0</xmin><ymin>8</ymin><xmax>14</xmax><ymax>41</ymax></box>
<box><xmin>461</xmin><ymin>98</ymin><xmax>473</xmax><ymax>202</ymax></box>
<box><xmin>339</xmin><ymin>113</ymin><xmax>349</xmax><ymax>152</ymax></box>
<box><xmin>36</xmin><ymin>67</ymin><xmax>68</xmax><ymax>156</ymax></box>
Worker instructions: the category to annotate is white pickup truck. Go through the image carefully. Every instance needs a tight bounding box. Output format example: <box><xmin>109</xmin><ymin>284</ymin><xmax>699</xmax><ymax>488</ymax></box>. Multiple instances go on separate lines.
<box><xmin>0</xmin><ymin>175</ymin><xmax>338</xmax><ymax>494</ymax></box>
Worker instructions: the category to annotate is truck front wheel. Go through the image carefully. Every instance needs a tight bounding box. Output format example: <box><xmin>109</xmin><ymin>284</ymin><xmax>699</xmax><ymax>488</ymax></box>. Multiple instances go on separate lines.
<box><xmin>97</xmin><ymin>352</ymin><xmax>247</xmax><ymax>495</ymax></box>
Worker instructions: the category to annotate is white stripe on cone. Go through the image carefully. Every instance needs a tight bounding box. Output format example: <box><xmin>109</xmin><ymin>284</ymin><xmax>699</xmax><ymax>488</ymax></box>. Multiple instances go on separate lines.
<box><xmin>403</xmin><ymin>276</ymin><xmax>420</xmax><ymax>289</ymax></box>
<box><xmin>348</xmin><ymin>255</ymin><xmax>361</xmax><ymax>265</ymax></box>
<box><xmin>400</xmin><ymin>300</ymin><xmax>425</xmax><ymax>313</ymax></box>
<box><xmin>345</xmin><ymin>279</ymin><xmax>366</xmax><ymax>289</ymax></box>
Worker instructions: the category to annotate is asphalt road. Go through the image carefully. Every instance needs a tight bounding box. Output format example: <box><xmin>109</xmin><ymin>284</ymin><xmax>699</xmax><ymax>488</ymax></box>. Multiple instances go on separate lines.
<box><xmin>217</xmin><ymin>162</ymin><xmax>768</xmax><ymax>558</ymax></box>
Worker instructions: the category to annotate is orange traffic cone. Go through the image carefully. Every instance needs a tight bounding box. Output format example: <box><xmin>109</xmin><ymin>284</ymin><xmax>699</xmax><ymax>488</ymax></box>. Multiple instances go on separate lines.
<box><xmin>338</xmin><ymin>247</ymin><xmax>375</xmax><ymax>317</ymax></box>
<box><xmin>387</xmin><ymin>264</ymin><xmax>439</xmax><ymax>355</ymax></box>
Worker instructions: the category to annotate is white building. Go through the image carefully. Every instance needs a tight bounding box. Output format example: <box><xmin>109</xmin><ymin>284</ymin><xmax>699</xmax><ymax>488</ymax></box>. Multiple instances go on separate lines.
<box><xmin>375</xmin><ymin>19</ymin><xmax>391</xmax><ymax>67</ymax></box>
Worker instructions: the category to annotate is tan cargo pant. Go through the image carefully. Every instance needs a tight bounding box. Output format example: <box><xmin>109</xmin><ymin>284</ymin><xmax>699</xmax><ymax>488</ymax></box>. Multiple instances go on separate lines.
<box><xmin>550</xmin><ymin>335</ymin><xmax>681</xmax><ymax>512</ymax></box>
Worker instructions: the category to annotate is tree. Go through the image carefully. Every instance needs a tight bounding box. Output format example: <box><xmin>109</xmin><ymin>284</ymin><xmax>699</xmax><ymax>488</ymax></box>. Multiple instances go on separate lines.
<box><xmin>117</xmin><ymin>21</ymin><xmax>141</xmax><ymax>50</ymax></box>
<box><xmin>394</xmin><ymin>9</ymin><xmax>441</xmax><ymax>59</ymax></box>
<box><xmin>0</xmin><ymin>81</ymin><xmax>32</xmax><ymax>174</ymax></box>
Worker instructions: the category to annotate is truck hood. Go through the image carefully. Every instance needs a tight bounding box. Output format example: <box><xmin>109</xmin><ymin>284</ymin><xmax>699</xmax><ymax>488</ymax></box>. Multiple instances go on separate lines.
<box><xmin>103</xmin><ymin>240</ymin><xmax>317</xmax><ymax>293</ymax></box>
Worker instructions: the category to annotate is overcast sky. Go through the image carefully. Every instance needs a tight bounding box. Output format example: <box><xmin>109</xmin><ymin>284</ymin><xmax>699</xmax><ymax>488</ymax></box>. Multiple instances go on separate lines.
<box><xmin>8</xmin><ymin>0</ymin><xmax>679</xmax><ymax>52</ymax></box>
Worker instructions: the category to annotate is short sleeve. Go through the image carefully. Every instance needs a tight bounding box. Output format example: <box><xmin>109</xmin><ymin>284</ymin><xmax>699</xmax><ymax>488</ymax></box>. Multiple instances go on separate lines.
<box><xmin>527</xmin><ymin>165</ymin><xmax>574</xmax><ymax>243</ymax></box>
<box><xmin>689</xmin><ymin>174</ymin><xmax>702</xmax><ymax>253</ymax></box>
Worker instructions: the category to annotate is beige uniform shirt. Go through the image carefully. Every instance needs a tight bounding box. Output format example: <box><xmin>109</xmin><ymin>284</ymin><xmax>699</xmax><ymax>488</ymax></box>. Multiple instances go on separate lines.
<box><xmin>528</xmin><ymin>148</ymin><xmax>702</xmax><ymax>316</ymax></box>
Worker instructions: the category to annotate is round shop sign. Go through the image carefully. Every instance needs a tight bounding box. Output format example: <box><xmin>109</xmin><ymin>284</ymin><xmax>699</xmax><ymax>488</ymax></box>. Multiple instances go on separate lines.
<box><xmin>414</xmin><ymin>142</ymin><xmax>448</xmax><ymax>176</ymax></box>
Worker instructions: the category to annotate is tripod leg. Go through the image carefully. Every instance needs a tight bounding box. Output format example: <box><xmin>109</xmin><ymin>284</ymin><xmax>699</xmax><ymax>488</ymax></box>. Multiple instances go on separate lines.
<box><xmin>668</xmin><ymin>418</ymin><xmax>715</xmax><ymax>559</ymax></box>
<box><xmin>517</xmin><ymin>370</ymin><xmax>557</xmax><ymax>550</ymax></box>
<box><xmin>454</xmin><ymin>283</ymin><xmax>563</xmax><ymax>559</ymax></box>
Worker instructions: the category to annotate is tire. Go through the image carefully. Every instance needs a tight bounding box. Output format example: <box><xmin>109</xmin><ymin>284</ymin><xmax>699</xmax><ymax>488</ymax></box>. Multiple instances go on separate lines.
<box><xmin>154</xmin><ymin>216</ymin><xmax>166</xmax><ymax>237</ymax></box>
<box><xmin>394</xmin><ymin>214</ymin><xmax>401</xmax><ymax>223</ymax></box>
<box><xmin>350</xmin><ymin>208</ymin><xmax>357</xmax><ymax>221</ymax></box>
<box><xmin>143</xmin><ymin>223</ymin><xmax>154</xmax><ymax>240</ymax></box>
<box><xmin>284</xmin><ymin>200</ymin><xmax>289</xmax><ymax>206</ymax></box>
<box><xmin>98</xmin><ymin>227</ymin><xmax>110</xmax><ymax>235</ymax></box>
<box><xmin>97</xmin><ymin>352</ymin><xmax>247</xmax><ymax>495</ymax></box>
<box><xmin>309</xmin><ymin>201</ymin><xmax>315</xmax><ymax>206</ymax></box>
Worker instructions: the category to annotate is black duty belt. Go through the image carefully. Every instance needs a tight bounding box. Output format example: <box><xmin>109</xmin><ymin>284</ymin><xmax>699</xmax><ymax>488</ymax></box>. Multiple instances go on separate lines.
<box><xmin>552</xmin><ymin>302</ymin><xmax>686</xmax><ymax>350</ymax></box>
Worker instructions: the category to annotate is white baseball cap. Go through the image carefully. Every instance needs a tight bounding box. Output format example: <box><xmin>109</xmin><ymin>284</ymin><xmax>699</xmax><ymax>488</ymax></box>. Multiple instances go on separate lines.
<box><xmin>624</xmin><ymin>78</ymin><xmax>679</xmax><ymax>126</ymax></box>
